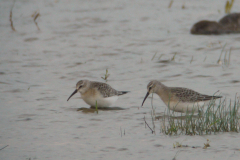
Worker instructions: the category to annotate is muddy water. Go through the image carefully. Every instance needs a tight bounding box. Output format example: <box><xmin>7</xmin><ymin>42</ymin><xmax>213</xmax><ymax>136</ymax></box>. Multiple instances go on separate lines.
<box><xmin>1</xmin><ymin>0</ymin><xmax>240</xmax><ymax>159</ymax></box>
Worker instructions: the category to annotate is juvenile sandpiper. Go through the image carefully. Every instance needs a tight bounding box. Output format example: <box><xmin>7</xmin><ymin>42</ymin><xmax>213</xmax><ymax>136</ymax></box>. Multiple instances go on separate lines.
<box><xmin>141</xmin><ymin>80</ymin><xmax>222</xmax><ymax>113</ymax></box>
<box><xmin>67</xmin><ymin>80</ymin><xmax>129</xmax><ymax>108</ymax></box>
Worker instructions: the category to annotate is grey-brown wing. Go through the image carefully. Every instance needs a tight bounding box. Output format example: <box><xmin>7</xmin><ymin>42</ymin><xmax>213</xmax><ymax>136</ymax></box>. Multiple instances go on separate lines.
<box><xmin>91</xmin><ymin>82</ymin><xmax>118</xmax><ymax>98</ymax></box>
<box><xmin>170</xmin><ymin>87</ymin><xmax>221</xmax><ymax>102</ymax></box>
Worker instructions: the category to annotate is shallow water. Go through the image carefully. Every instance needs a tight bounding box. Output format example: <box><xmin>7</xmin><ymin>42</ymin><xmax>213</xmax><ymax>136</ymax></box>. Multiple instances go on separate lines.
<box><xmin>1</xmin><ymin>0</ymin><xmax>240</xmax><ymax>159</ymax></box>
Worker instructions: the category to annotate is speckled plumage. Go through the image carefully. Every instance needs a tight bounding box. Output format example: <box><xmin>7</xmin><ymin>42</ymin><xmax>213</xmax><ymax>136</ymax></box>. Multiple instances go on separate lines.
<box><xmin>142</xmin><ymin>80</ymin><xmax>222</xmax><ymax>113</ymax></box>
<box><xmin>67</xmin><ymin>80</ymin><xmax>129</xmax><ymax>107</ymax></box>
<box><xmin>169</xmin><ymin>87</ymin><xmax>221</xmax><ymax>102</ymax></box>
<box><xmin>89</xmin><ymin>81</ymin><xmax>127</xmax><ymax>97</ymax></box>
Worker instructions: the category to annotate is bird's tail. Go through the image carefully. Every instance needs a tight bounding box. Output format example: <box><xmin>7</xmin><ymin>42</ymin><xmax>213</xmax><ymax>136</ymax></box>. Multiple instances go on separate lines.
<box><xmin>213</xmin><ymin>95</ymin><xmax>222</xmax><ymax>99</ymax></box>
<box><xmin>118</xmin><ymin>91</ymin><xmax>130</xmax><ymax>96</ymax></box>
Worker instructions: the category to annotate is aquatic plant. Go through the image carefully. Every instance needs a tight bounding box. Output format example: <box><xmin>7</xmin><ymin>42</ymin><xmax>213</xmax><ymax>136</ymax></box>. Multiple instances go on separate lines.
<box><xmin>95</xmin><ymin>100</ymin><xmax>98</xmax><ymax>114</ymax></box>
<box><xmin>144</xmin><ymin>93</ymin><xmax>157</xmax><ymax>134</ymax></box>
<box><xmin>160</xmin><ymin>96</ymin><xmax>240</xmax><ymax>135</ymax></box>
<box><xmin>217</xmin><ymin>43</ymin><xmax>227</xmax><ymax>64</ymax></box>
<box><xmin>32</xmin><ymin>11</ymin><xmax>40</xmax><ymax>31</ymax></box>
<box><xmin>203</xmin><ymin>56</ymin><xmax>207</xmax><ymax>62</ymax></box>
<box><xmin>151</xmin><ymin>52</ymin><xmax>157</xmax><ymax>61</ymax></box>
<box><xmin>190</xmin><ymin>56</ymin><xmax>193</xmax><ymax>64</ymax></box>
<box><xmin>225</xmin><ymin>0</ymin><xmax>234</xmax><ymax>14</ymax></box>
<box><xmin>0</xmin><ymin>145</ymin><xmax>8</xmax><ymax>151</ymax></box>
<box><xmin>217</xmin><ymin>43</ymin><xmax>231</xmax><ymax>67</ymax></box>
<box><xmin>158</xmin><ymin>54</ymin><xmax>164</xmax><ymax>60</ymax></box>
<box><xmin>203</xmin><ymin>139</ymin><xmax>210</xmax><ymax>149</ymax></box>
<box><xmin>168</xmin><ymin>0</ymin><xmax>174</xmax><ymax>9</ymax></box>
<box><xmin>120</xmin><ymin>127</ymin><xmax>125</xmax><ymax>137</ymax></box>
<box><xmin>171</xmin><ymin>53</ymin><xmax>177</xmax><ymax>61</ymax></box>
<box><xmin>10</xmin><ymin>0</ymin><xmax>16</xmax><ymax>31</ymax></box>
<box><xmin>101</xmin><ymin>69</ymin><xmax>110</xmax><ymax>82</ymax></box>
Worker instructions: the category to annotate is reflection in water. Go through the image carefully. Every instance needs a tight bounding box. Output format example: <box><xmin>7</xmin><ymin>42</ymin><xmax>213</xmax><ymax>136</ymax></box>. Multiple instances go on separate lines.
<box><xmin>24</xmin><ymin>37</ymin><xmax>39</xmax><ymax>42</ymax></box>
<box><xmin>155</xmin><ymin>114</ymin><xmax>200</xmax><ymax>120</ymax></box>
<box><xmin>76</xmin><ymin>106</ymin><xmax>126</xmax><ymax>113</ymax></box>
<box><xmin>1</xmin><ymin>0</ymin><xmax>240</xmax><ymax>159</ymax></box>
<box><xmin>16</xmin><ymin>118</ymin><xmax>32</xmax><ymax>121</ymax></box>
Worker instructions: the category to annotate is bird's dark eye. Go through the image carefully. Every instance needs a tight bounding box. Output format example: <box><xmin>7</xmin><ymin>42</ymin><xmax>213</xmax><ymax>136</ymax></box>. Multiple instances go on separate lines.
<box><xmin>78</xmin><ymin>85</ymin><xmax>83</xmax><ymax>89</ymax></box>
<box><xmin>149</xmin><ymin>87</ymin><xmax>152</xmax><ymax>90</ymax></box>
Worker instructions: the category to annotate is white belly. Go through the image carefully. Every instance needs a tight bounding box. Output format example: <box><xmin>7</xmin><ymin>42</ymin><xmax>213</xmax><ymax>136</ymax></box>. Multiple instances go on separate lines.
<box><xmin>81</xmin><ymin>95</ymin><xmax>119</xmax><ymax>108</ymax></box>
<box><xmin>165</xmin><ymin>101</ymin><xmax>207</xmax><ymax>113</ymax></box>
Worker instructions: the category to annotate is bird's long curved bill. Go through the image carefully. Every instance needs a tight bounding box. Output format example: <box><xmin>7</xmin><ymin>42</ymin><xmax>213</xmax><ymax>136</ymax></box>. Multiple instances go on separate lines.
<box><xmin>67</xmin><ymin>89</ymin><xmax>78</xmax><ymax>101</ymax></box>
<box><xmin>141</xmin><ymin>92</ymin><xmax>150</xmax><ymax>107</ymax></box>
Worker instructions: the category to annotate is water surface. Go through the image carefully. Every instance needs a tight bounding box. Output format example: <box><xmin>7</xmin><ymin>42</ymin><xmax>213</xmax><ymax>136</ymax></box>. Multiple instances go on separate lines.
<box><xmin>1</xmin><ymin>0</ymin><xmax>240</xmax><ymax>159</ymax></box>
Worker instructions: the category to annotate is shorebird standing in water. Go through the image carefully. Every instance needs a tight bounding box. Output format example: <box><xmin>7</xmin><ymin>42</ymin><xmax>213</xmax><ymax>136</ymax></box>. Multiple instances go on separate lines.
<box><xmin>141</xmin><ymin>80</ymin><xmax>222</xmax><ymax>113</ymax></box>
<box><xmin>67</xmin><ymin>80</ymin><xmax>129</xmax><ymax>108</ymax></box>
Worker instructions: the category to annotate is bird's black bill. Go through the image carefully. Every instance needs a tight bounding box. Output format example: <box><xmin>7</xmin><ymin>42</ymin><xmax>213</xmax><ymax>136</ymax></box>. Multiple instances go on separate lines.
<box><xmin>67</xmin><ymin>89</ymin><xmax>78</xmax><ymax>101</ymax></box>
<box><xmin>141</xmin><ymin>92</ymin><xmax>150</xmax><ymax>107</ymax></box>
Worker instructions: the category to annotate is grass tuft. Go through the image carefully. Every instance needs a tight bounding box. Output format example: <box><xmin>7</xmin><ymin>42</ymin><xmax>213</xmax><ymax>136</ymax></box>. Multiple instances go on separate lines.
<box><xmin>160</xmin><ymin>96</ymin><xmax>240</xmax><ymax>135</ymax></box>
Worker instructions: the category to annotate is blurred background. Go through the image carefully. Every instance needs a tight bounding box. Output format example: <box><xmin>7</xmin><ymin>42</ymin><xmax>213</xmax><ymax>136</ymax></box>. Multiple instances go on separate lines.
<box><xmin>0</xmin><ymin>0</ymin><xmax>240</xmax><ymax>159</ymax></box>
